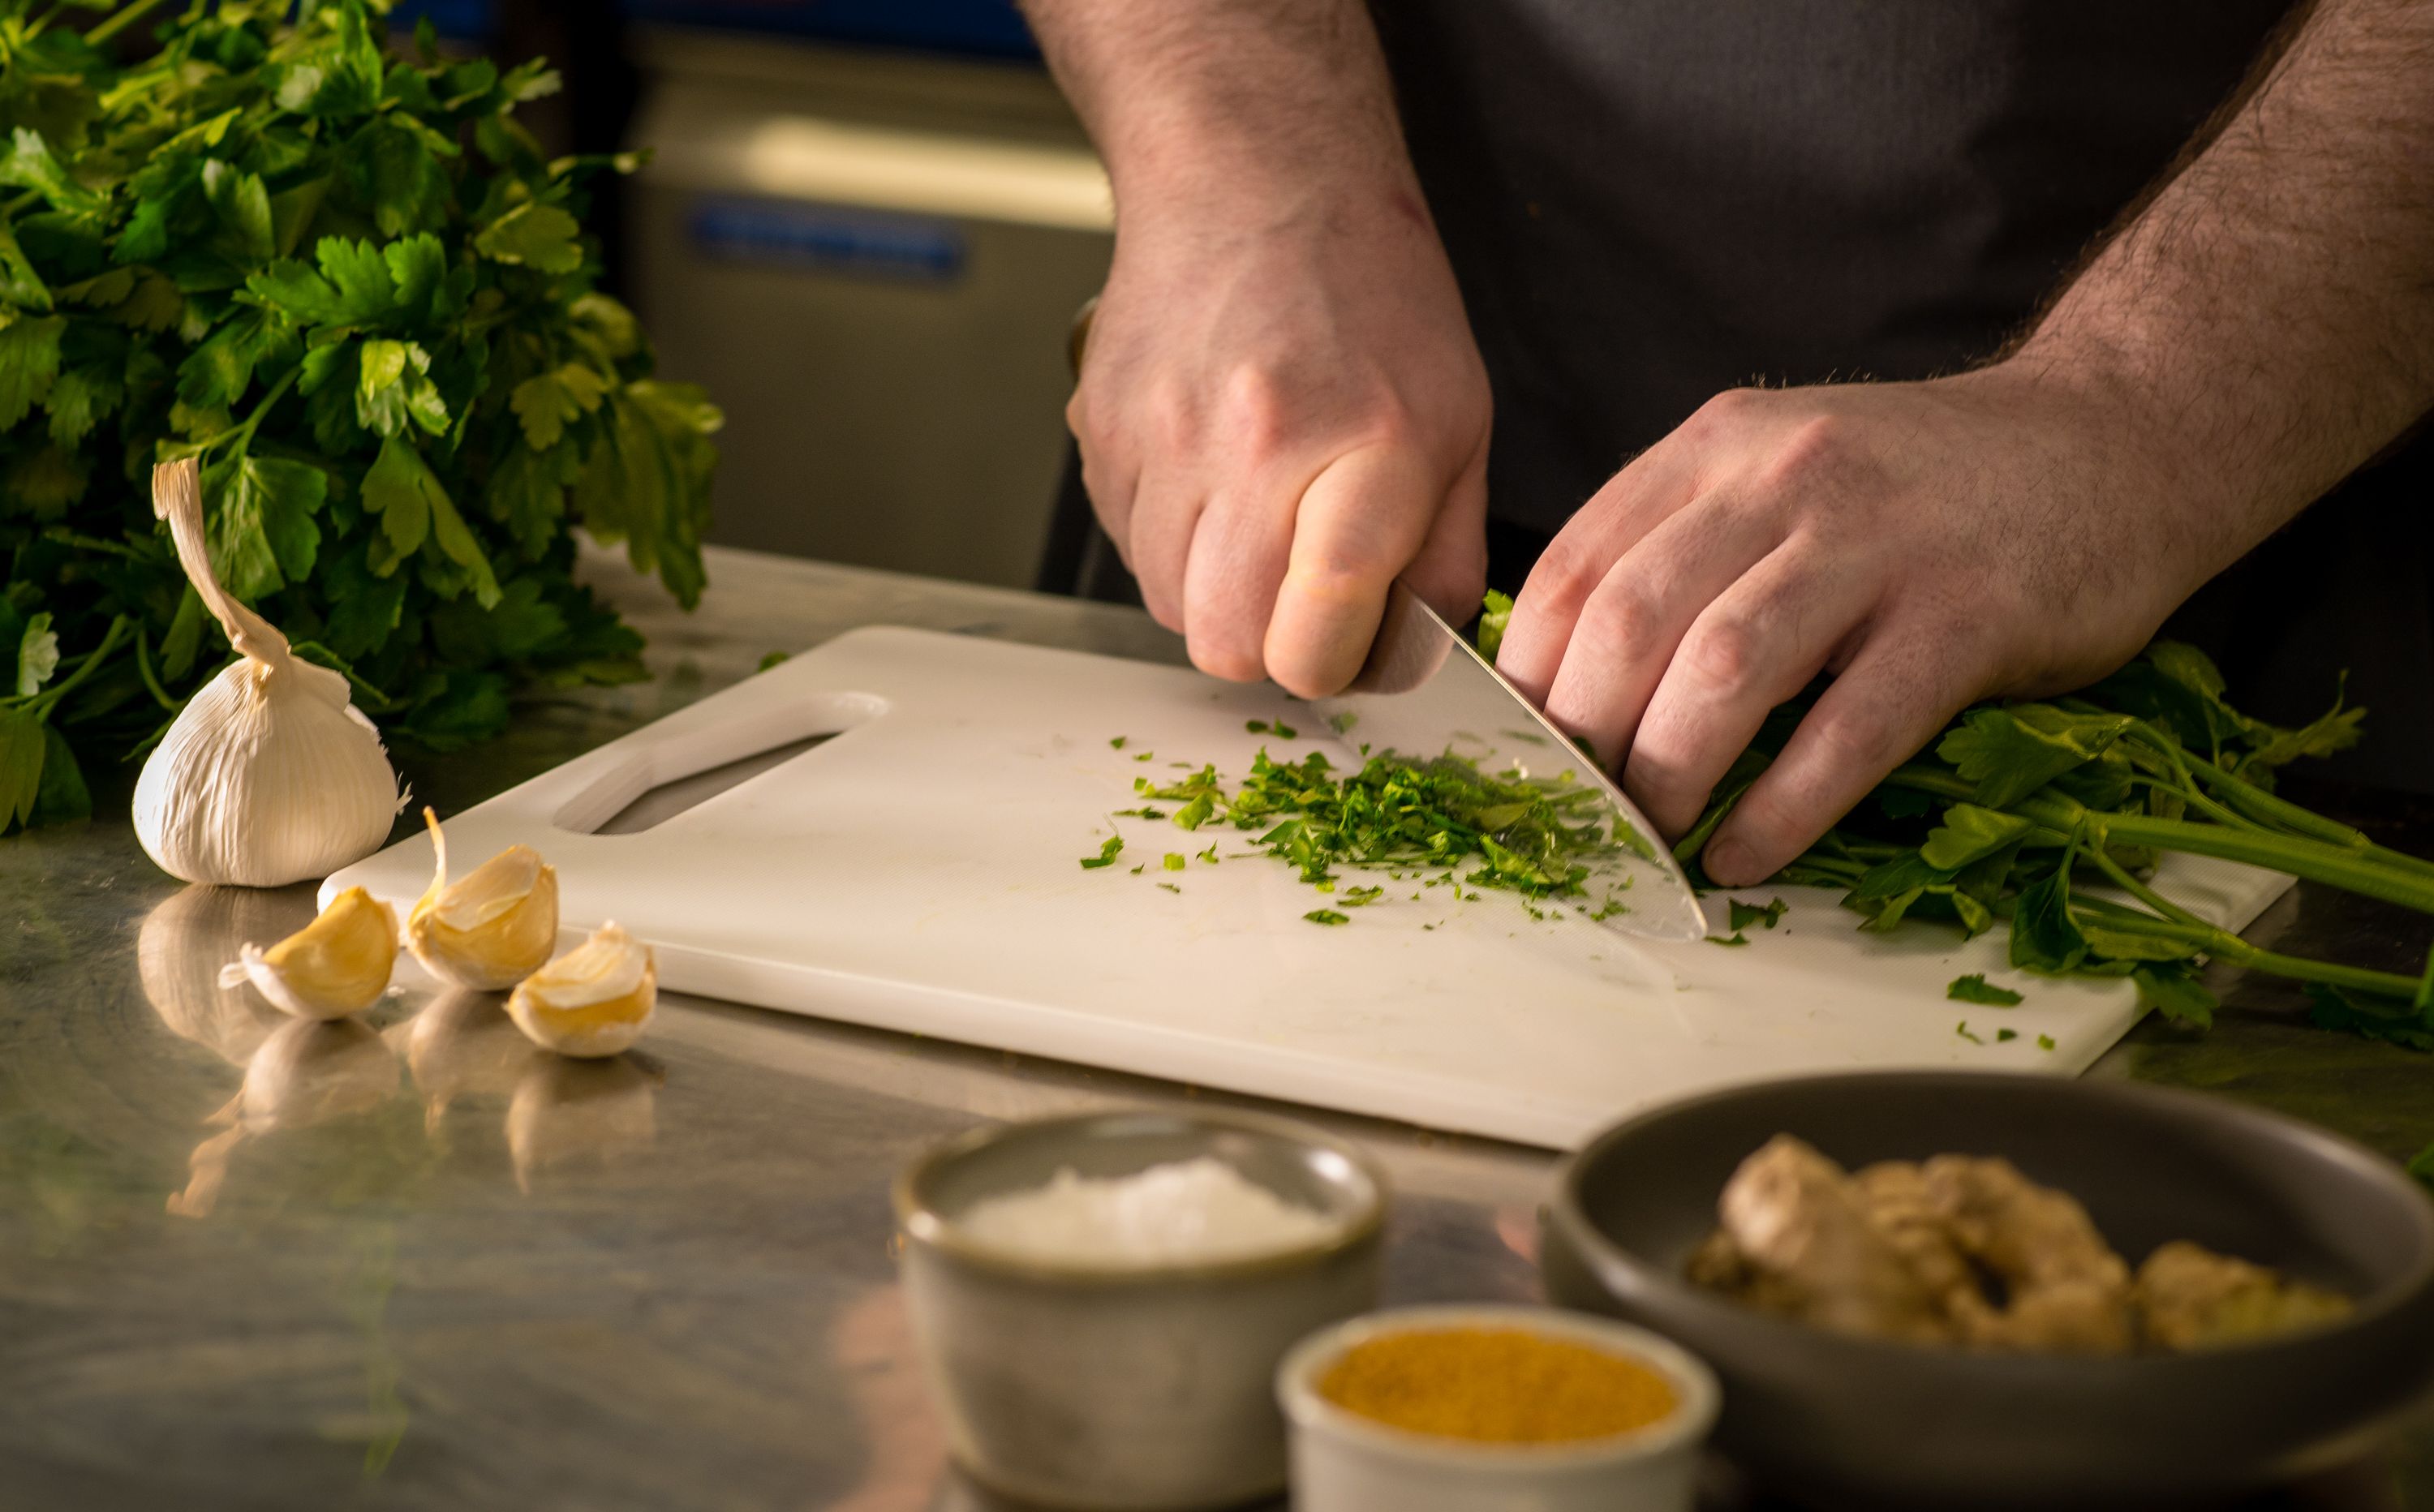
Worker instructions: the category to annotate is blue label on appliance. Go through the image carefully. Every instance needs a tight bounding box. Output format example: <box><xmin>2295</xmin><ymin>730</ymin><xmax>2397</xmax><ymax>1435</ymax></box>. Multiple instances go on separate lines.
<box><xmin>688</xmin><ymin>197</ymin><xmax>967</xmax><ymax>284</ymax></box>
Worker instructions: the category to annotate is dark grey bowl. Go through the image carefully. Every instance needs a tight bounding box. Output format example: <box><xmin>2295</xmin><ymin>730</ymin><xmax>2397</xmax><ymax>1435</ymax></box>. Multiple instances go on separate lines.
<box><xmin>1542</xmin><ymin>1072</ymin><xmax>2434</xmax><ymax>1510</ymax></box>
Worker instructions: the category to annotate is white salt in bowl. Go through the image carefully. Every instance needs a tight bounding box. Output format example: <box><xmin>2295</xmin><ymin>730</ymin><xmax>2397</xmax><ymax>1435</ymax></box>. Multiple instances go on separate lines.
<box><xmin>894</xmin><ymin>1107</ymin><xmax>1388</xmax><ymax>1511</ymax></box>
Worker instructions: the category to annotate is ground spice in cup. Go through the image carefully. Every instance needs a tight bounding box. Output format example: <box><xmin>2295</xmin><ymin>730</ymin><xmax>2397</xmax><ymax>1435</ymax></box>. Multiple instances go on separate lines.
<box><xmin>1316</xmin><ymin>1325</ymin><xmax>1678</xmax><ymax>1444</ymax></box>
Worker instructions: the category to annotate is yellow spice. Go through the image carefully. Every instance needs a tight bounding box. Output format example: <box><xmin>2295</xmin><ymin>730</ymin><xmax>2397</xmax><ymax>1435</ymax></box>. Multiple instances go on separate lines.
<box><xmin>1318</xmin><ymin>1326</ymin><xmax>1676</xmax><ymax>1444</ymax></box>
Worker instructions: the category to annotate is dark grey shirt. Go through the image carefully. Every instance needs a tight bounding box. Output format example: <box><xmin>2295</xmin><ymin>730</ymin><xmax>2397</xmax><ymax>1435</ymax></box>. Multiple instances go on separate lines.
<box><xmin>1375</xmin><ymin>0</ymin><xmax>2434</xmax><ymax>788</ymax></box>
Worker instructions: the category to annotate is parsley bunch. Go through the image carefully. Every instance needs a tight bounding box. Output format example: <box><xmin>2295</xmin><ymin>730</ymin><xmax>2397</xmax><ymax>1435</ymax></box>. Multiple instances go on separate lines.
<box><xmin>0</xmin><ymin>0</ymin><xmax>718</xmax><ymax>834</ymax></box>
<box><xmin>1684</xmin><ymin>642</ymin><xmax>2434</xmax><ymax>1042</ymax></box>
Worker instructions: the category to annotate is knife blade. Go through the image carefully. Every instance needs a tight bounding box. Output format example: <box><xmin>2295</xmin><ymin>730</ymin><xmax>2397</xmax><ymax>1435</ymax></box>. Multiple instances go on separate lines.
<box><xmin>1307</xmin><ymin>582</ymin><xmax>1709</xmax><ymax>943</ymax></box>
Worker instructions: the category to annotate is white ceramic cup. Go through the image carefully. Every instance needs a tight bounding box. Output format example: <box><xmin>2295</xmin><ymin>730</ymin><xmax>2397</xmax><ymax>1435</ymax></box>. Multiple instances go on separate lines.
<box><xmin>1277</xmin><ymin>1303</ymin><xmax>1720</xmax><ymax>1512</ymax></box>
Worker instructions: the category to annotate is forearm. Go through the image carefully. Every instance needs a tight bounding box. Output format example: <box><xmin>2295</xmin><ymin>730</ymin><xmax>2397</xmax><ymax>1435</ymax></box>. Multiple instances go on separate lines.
<box><xmin>1017</xmin><ymin>0</ymin><xmax>1424</xmax><ymax>230</ymax></box>
<box><xmin>2011</xmin><ymin>0</ymin><xmax>2434</xmax><ymax>580</ymax></box>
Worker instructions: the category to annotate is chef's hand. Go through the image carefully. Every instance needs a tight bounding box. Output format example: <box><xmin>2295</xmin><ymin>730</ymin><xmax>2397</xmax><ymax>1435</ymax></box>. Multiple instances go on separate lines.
<box><xmin>1070</xmin><ymin>189</ymin><xmax>1492</xmax><ymax>694</ymax></box>
<box><xmin>1494</xmin><ymin>365</ymin><xmax>2219</xmax><ymax>887</ymax></box>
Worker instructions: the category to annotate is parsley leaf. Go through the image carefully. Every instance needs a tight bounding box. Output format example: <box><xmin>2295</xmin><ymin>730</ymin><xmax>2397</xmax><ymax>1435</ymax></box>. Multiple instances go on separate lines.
<box><xmin>1079</xmin><ymin>835</ymin><xmax>1124</xmax><ymax>870</ymax></box>
<box><xmin>1303</xmin><ymin>909</ymin><xmax>1349</xmax><ymax>926</ymax></box>
<box><xmin>1726</xmin><ymin>896</ymin><xmax>1787</xmax><ymax>933</ymax></box>
<box><xmin>1946</xmin><ymin>974</ymin><xmax>2023</xmax><ymax>1007</ymax></box>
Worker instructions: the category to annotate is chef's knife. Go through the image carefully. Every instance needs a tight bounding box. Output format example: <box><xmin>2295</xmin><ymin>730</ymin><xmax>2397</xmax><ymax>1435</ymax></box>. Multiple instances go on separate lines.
<box><xmin>1307</xmin><ymin>582</ymin><xmax>1709</xmax><ymax>943</ymax></box>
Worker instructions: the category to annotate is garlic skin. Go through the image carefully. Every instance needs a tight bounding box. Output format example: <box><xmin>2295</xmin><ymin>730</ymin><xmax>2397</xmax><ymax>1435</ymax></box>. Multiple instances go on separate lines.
<box><xmin>507</xmin><ymin>920</ymin><xmax>656</xmax><ymax>1059</ymax></box>
<box><xmin>407</xmin><ymin>806</ymin><xmax>560</xmax><ymax>990</ymax></box>
<box><xmin>132</xmin><ymin>458</ymin><xmax>404</xmax><ymax>887</ymax></box>
<box><xmin>218</xmin><ymin>885</ymin><xmax>399</xmax><ymax>1020</ymax></box>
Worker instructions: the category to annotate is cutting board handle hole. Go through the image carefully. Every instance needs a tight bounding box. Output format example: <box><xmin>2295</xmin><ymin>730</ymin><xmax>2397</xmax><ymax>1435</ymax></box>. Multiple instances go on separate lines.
<box><xmin>553</xmin><ymin>691</ymin><xmax>888</xmax><ymax>836</ymax></box>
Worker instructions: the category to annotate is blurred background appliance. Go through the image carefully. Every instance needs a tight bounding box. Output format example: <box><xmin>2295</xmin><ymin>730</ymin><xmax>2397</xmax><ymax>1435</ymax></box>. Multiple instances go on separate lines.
<box><xmin>402</xmin><ymin>2</ymin><xmax>1112</xmax><ymax>591</ymax></box>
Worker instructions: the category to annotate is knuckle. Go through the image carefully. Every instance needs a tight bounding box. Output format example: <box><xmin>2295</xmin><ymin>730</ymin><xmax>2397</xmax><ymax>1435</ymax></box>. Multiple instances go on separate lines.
<box><xmin>1684</xmin><ymin>386</ymin><xmax>1763</xmax><ymax>438</ymax></box>
<box><xmin>1767</xmin><ymin>415</ymin><xmax>1851</xmax><ymax>484</ymax></box>
<box><xmin>1145</xmin><ymin>384</ymin><xmax>1197</xmax><ymax>453</ymax></box>
<box><xmin>1524</xmin><ymin>535</ymin><xmax>1605</xmax><ymax>615</ymax></box>
<box><xmin>1683</xmin><ymin>612</ymin><xmax>1765</xmax><ymax>692</ymax></box>
<box><xmin>1806</xmin><ymin>703</ymin><xmax>1898</xmax><ymax>775</ymax></box>
<box><xmin>1576</xmin><ymin>575</ymin><xmax>1663</xmax><ymax>658</ymax></box>
<box><xmin>1219</xmin><ymin>366</ymin><xmax>1297</xmax><ymax>457</ymax></box>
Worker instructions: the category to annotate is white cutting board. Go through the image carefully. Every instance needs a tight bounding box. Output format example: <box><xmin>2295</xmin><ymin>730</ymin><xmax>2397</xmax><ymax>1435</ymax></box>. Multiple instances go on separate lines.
<box><xmin>326</xmin><ymin>628</ymin><xmax>2291</xmax><ymax>1149</ymax></box>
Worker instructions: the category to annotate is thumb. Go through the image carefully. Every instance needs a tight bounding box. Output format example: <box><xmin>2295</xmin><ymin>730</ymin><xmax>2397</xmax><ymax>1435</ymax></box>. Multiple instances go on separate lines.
<box><xmin>1262</xmin><ymin>444</ymin><xmax>1440</xmax><ymax>698</ymax></box>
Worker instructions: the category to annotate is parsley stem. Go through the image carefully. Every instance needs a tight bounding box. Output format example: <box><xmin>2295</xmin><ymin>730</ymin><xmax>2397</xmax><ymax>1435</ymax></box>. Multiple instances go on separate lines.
<box><xmin>26</xmin><ymin>615</ymin><xmax>133</xmax><ymax>718</ymax></box>
<box><xmin>210</xmin><ymin>367</ymin><xmax>300</xmax><ymax>459</ymax></box>
<box><xmin>88</xmin><ymin>0</ymin><xmax>173</xmax><ymax>45</ymax></box>
<box><xmin>1886</xmin><ymin>763</ymin><xmax>2434</xmax><ymax>914</ymax></box>
<box><xmin>2067</xmin><ymin>897</ymin><xmax>2422</xmax><ymax>999</ymax></box>
<box><xmin>131</xmin><ymin>629</ymin><xmax>180</xmax><ymax>712</ymax></box>
<box><xmin>2079</xmin><ymin>844</ymin><xmax>2204</xmax><ymax>930</ymax></box>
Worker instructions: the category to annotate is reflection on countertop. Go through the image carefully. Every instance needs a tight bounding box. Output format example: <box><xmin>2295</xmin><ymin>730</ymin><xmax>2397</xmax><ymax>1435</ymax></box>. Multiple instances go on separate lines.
<box><xmin>6</xmin><ymin>547</ymin><xmax>2425</xmax><ymax>1510</ymax></box>
<box><xmin>140</xmin><ymin>886</ymin><xmax>666</xmax><ymax>1222</ymax></box>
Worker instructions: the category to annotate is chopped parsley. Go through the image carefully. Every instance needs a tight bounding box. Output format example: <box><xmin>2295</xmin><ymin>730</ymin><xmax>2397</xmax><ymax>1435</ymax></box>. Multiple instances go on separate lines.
<box><xmin>1304</xmin><ymin>909</ymin><xmax>1350</xmax><ymax>926</ymax></box>
<box><xmin>1110</xmin><ymin>736</ymin><xmax>1128</xmax><ymax>750</ymax></box>
<box><xmin>1956</xmin><ymin>1020</ymin><xmax>1985</xmax><ymax>1045</ymax></box>
<box><xmin>1707</xmin><ymin>932</ymin><xmax>1749</xmax><ymax>947</ymax></box>
<box><xmin>1198</xmin><ymin>844</ymin><xmax>1219</xmax><ymax>864</ymax></box>
<box><xmin>1157</xmin><ymin>882</ymin><xmax>1181</xmax><ymax>894</ymax></box>
<box><xmin>1727</xmin><ymin>896</ymin><xmax>1788</xmax><ymax>932</ymax></box>
<box><xmin>1946</xmin><ymin>973</ymin><xmax>2025</xmax><ymax>1007</ymax></box>
<box><xmin>1080</xmin><ymin>836</ymin><xmax>1124</xmax><ymax>870</ymax></box>
<box><xmin>1133</xmin><ymin>748</ymin><xmax>1624</xmax><ymax>897</ymax></box>
<box><xmin>2037</xmin><ymin>1033</ymin><xmax>2057</xmax><ymax>1051</ymax></box>
<box><xmin>1163</xmin><ymin>853</ymin><xmax>1186</xmax><ymax>871</ymax></box>
<box><xmin>1997</xmin><ymin>1028</ymin><xmax>2019</xmax><ymax>1042</ymax></box>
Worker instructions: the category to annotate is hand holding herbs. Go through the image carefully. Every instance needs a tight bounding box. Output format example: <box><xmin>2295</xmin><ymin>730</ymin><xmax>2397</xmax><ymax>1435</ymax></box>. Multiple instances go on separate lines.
<box><xmin>1681</xmin><ymin>641</ymin><xmax>2434</xmax><ymax>1042</ymax></box>
<box><xmin>1090</xmin><ymin>634</ymin><xmax>2434</xmax><ymax>1050</ymax></box>
<box><xmin>0</xmin><ymin>0</ymin><xmax>720</xmax><ymax>841</ymax></box>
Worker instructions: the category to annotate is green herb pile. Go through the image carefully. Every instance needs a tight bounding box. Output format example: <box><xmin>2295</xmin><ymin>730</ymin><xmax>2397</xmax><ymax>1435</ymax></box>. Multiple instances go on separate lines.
<box><xmin>1685</xmin><ymin>642</ymin><xmax>2434</xmax><ymax>1042</ymax></box>
<box><xmin>0</xmin><ymin>0</ymin><xmax>718</xmax><ymax>834</ymax></box>
<box><xmin>1089</xmin><ymin>742</ymin><xmax>1634</xmax><ymax>918</ymax></box>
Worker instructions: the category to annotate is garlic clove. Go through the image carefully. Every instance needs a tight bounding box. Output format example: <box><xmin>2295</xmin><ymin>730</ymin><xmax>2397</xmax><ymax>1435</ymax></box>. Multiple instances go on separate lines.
<box><xmin>506</xmin><ymin>920</ymin><xmax>656</xmax><ymax>1059</ymax></box>
<box><xmin>132</xmin><ymin>458</ymin><xmax>406</xmax><ymax>888</ymax></box>
<box><xmin>218</xmin><ymin>886</ymin><xmax>399</xmax><ymax>1020</ymax></box>
<box><xmin>406</xmin><ymin>806</ymin><xmax>560</xmax><ymax>990</ymax></box>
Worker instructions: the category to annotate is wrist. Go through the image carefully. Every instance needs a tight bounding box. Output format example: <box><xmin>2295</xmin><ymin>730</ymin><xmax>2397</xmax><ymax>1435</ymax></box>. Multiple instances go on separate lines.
<box><xmin>1954</xmin><ymin>354</ymin><xmax>2240</xmax><ymax>604</ymax></box>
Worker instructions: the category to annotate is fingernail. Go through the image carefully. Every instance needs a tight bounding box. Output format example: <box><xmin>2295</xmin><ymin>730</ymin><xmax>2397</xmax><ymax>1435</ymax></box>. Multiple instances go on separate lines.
<box><xmin>1705</xmin><ymin>838</ymin><xmax>1755</xmax><ymax>887</ymax></box>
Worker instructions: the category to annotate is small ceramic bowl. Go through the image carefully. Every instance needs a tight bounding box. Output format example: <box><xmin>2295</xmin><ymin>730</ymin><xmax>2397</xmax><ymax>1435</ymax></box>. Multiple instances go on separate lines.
<box><xmin>1276</xmin><ymin>1303</ymin><xmax>1720</xmax><ymax>1512</ymax></box>
<box><xmin>895</xmin><ymin>1107</ymin><xmax>1387</xmax><ymax>1511</ymax></box>
<box><xmin>1544</xmin><ymin>1071</ymin><xmax>2434</xmax><ymax>1510</ymax></box>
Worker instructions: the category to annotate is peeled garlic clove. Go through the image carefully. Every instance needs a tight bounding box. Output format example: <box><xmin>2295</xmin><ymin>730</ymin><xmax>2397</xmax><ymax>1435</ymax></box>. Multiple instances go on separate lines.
<box><xmin>217</xmin><ymin>886</ymin><xmax>398</xmax><ymax>1020</ymax></box>
<box><xmin>406</xmin><ymin>807</ymin><xmax>560</xmax><ymax>990</ymax></box>
<box><xmin>506</xmin><ymin>921</ymin><xmax>656</xmax><ymax>1059</ymax></box>
<box><xmin>133</xmin><ymin>458</ymin><xmax>406</xmax><ymax>887</ymax></box>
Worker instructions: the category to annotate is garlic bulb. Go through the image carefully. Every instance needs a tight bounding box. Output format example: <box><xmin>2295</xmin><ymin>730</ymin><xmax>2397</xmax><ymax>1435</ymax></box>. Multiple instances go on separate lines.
<box><xmin>132</xmin><ymin>458</ymin><xmax>405</xmax><ymax>887</ymax></box>
<box><xmin>407</xmin><ymin>806</ymin><xmax>560</xmax><ymax>990</ymax></box>
<box><xmin>218</xmin><ymin>885</ymin><xmax>399</xmax><ymax>1020</ymax></box>
<box><xmin>506</xmin><ymin>920</ymin><xmax>656</xmax><ymax>1058</ymax></box>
